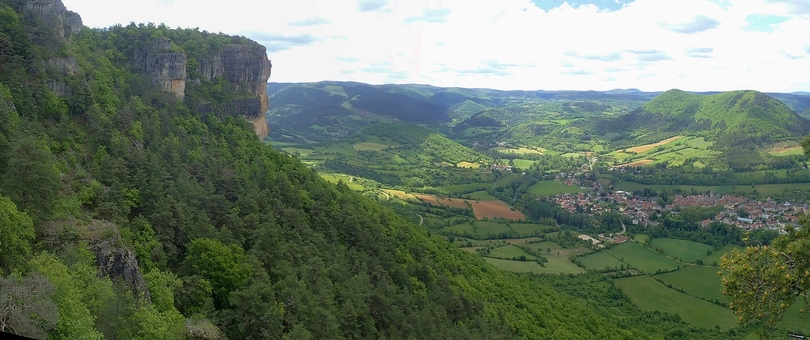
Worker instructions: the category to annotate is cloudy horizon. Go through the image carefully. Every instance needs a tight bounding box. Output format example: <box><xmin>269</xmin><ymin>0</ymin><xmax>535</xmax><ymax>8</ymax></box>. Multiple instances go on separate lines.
<box><xmin>62</xmin><ymin>0</ymin><xmax>810</xmax><ymax>93</ymax></box>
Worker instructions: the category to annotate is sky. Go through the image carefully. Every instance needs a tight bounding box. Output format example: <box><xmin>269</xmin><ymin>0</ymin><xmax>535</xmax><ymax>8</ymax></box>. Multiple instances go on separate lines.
<box><xmin>61</xmin><ymin>0</ymin><xmax>810</xmax><ymax>92</ymax></box>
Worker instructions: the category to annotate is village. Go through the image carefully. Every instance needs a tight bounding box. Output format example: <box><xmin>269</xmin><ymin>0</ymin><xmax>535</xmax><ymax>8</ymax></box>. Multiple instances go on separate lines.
<box><xmin>552</xmin><ymin>170</ymin><xmax>807</xmax><ymax>234</ymax></box>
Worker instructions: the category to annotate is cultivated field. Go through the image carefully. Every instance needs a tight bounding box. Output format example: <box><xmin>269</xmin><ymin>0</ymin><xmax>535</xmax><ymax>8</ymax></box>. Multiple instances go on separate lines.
<box><xmin>633</xmin><ymin>234</ymin><xmax>650</xmax><ymax>244</ymax></box>
<box><xmin>607</xmin><ymin>242</ymin><xmax>682</xmax><ymax>273</ymax></box>
<box><xmin>471</xmin><ymin>200</ymin><xmax>526</xmax><ymax>220</ymax></box>
<box><xmin>578</xmin><ymin>251</ymin><xmax>624</xmax><ymax>271</ymax></box>
<box><xmin>353</xmin><ymin>141</ymin><xmax>392</xmax><ymax>151</ymax></box>
<box><xmin>443</xmin><ymin>221</ymin><xmax>512</xmax><ymax>238</ymax></box>
<box><xmin>626</xmin><ymin>136</ymin><xmax>684</xmax><ymax>153</ymax></box>
<box><xmin>614</xmin><ymin>275</ymin><xmax>738</xmax><ymax>330</ymax></box>
<box><xmin>415</xmin><ymin>194</ymin><xmax>470</xmax><ymax>209</ymax></box>
<box><xmin>702</xmin><ymin>244</ymin><xmax>743</xmax><ymax>266</ymax></box>
<box><xmin>492</xmin><ymin>147</ymin><xmax>544</xmax><ymax>154</ymax></box>
<box><xmin>486</xmin><ymin>245</ymin><xmax>539</xmax><ymax>260</ymax></box>
<box><xmin>484</xmin><ymin>257</ymin><xmax>547</xmax><ymax>273</ymax></box>
<box><xmin>614</xmin><ymin>159</ymin><xmax>653</xmax><ymax>168</ymax></box>
<box><xmin>383</xmin><ymin>189</ymin><xmax>417</xmax><ymax>200</ymax></box>
<box><xmin>649</xmin><ymin>238</ymin><xmax>713</xmax><ymax>262</ymax></box>
<box><xmin>655</xmin><ymin>265</ymin><xmax>727</xmax><ymax>303</ymax></box>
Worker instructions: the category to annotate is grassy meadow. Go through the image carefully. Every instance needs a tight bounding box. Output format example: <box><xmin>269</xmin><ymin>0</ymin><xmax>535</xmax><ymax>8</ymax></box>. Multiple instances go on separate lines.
<box><xmin>649</xmin><ymin>238</ymin><xmax>714</xmax><ymax>262</ymax></box>
<box><xmin>613</xmin><ymin>275</ymin><xmax>739</xmax><ymax>330</ymax></box>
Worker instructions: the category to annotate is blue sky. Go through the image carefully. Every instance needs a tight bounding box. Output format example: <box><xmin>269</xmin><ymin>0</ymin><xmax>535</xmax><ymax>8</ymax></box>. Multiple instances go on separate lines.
<box><xmin>63</xmin><ymin>0</ymin><xmax>810</xmax><ymax>92</ymax></box>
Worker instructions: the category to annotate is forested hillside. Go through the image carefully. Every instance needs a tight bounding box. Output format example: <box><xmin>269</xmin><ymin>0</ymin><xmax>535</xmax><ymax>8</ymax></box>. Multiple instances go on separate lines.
<box><xmin>0</xmin><ymin>1</ymin><xmax>750</xmax><ymax>339</ymax></box>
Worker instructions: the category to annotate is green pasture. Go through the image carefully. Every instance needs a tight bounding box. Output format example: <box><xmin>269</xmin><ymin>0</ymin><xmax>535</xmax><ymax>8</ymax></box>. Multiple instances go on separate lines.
<box><xmin>484</xmin><ymin>258</ymin><xmax>547</xmax><ymax>274</ymax></box>
<box><xmin>649</xmin><ymin>238</ymin><xmax>713</xmax><ymax>262</ymax></box>
<box><xmin>466</xmin><ymin>191</ymin><xmax>498</xmax><ymax>200</ymax></box>
<box><xmin>613</xmin><ymin>275</ymin><xmax>738</xmax><ymax>330</ymax></box>
<box><xmin>528</xmin><ymin>180</ymin><xmax>585</xmax><ymax>196</ymax></box>
<box><xmin>280</xmin><ymin>147</ymin><xmax>315</xmax><ymax>156</ymax></box>
<box><xmin>444</xmin><ymin>221</ymin><xmax>512</xmax><ymax>238</ymax></box>
<box><xmin>778</xmin><ymin>303</ymin><xmax>810</xmax><ymax>334</ymax></box>
<box><xmin>507</xmin><ymin>224</ymin><xmax>554</xmax><ymax>237</ymax></box>
<box><xmin>633</xmin><ymin>234</ymin><xmax>650</xmax><ymax>244</ymax></box>
<box><xmin>495</xmin><ymin>173</ymin><xmax>523</xmax><ymax>187</ymax></box>
<box><xmin>577</xmin><ymin>251</ymin><xmax>624</xmax><ymax>271</ymax></box>
<box><xmin>702</xmin><ymin>244</ymin><xmax>743</xmax><ymax>266</ymax></box>
<box><xmin>685</xmin><ymin>137</ymin><xmax>712</xmax><ymax>149</ymax></box>
<box><xmin>319</xmin><ymin>173</ymin><xmax>364</xmax><ymax>190</ymax></box>
<box><xmin>655</xmin><ymin>265</ymin><xmax>727</xmax><ymax>303</ymax></box>
<box><xmin>539</xmin><ymin>252</ymin><xmax>586</xmax><ymax>275</ymax></box>
<box><xmin>353</xmin><ymin>142</ymin><xmax>391</xmax><ymax>151</ymax></box>
<box><xmin>314</xmin><ymin>143</ymin><xmax>357</xmax><ymax>155</ymax></box>
<box><xmin>523</xmin><ymin>241</ymin><xmax>562</xmax><ymax>251</ymax></box>
<box><xmin>513</xmin><ymin>159</ymin><xmax>538</xmax><ymax>170</ymax></box>
<box><xmin>769</xmin><ymin>146</ymin><xmax>804</xmax><ymax>156</ymax></box>
<box><xmin>492</xmin><ymin>147</ymin><xmax>543</xmax><ymax>155</ymax></box>
<box><xmin>440</xmin><ymin>182</ymin><xmax>491</xmax><ymax>193</ymax></box>
<box><xmin>486</xmin><ymin>245</ymin><xmax>538</xmax><ymax>260</ymax></box>
<box><xmin>607</xmin><ymin>242</ymin><xmax>682</xmax><ymax>274</ymax></box>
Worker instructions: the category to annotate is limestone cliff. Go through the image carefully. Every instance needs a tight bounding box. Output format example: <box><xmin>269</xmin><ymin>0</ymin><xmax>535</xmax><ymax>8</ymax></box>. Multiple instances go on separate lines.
<box><xmin>134</xmin><ymin>38</ymin><xmax>187</xmax><ymax>98</ymax></box>
<box><xmin>24</xmin><ymin>0</ymin><xmax>82</xmax><ymax>47</ymax></box>
<box><xmin>135</xmin><ymin>40</ymin><xmax>272</xmax><ymax>138</ymax></box>
<box><xmin>195</xmin><ymin>44</ymin><xmax>272</xmax><ymax>138</ymax></box>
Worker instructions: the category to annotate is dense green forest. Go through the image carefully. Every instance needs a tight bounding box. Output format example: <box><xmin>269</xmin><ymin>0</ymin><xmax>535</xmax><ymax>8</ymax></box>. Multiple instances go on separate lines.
<box><xmin>3</xmin><ymin>1</ymin><xmax>807</xmax><ymax>339</ymax></box>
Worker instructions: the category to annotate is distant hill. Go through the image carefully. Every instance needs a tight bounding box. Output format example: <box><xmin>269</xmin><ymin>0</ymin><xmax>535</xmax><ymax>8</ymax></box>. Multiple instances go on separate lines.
<box><xmin>610</xmin><ymin>89</ymin><xmax>810</xmax><ymax>143</ymax></box>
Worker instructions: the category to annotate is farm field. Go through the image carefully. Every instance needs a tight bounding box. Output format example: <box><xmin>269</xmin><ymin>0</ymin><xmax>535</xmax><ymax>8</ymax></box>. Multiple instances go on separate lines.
<box><xmin>523</xmin><ymin>241</ymin><xmax>562</xmax><ymax>251</ymax></box>
<box><xmin>443</xmin><ymin>221</ymin><xmax>512</xmax><ymax>238</ymax></box>
<box><xmin>319</xmin><ymin>173</ymin><xmax>364</xmax><ymax>190</ymax></box>
<box><xmin>577</xmin><ymin>251</ymin><xmax>625</xmax><ymax>271</ymax></box>
<box><xmin>471</xmin><ymin>200</ymin><xmax>526</xmax><ymax>220</ymax></box>
<box><xmin>512</xmin><ymin>159</ymin><xmax>539</xmax><ymax>169</ymax></box>
<box><xmin>625</xmin><ymin>136</ymin><xmax>684</xmax><ymax>153</ymax></box>
<box><xmin>439</xmin><ymin>182</ymin><xmax>491</xmax><ymax>193</ymax></box>
<box><xmin>702</xmin><ymin>244</ymin><xmax>743</xmax><ymax>266</ymax></box>
<box><xmin>508</xmin><ymin>223</ymin><xmax>555</xmax><ymax>237</ymax></box>
<box><xmin>415</xmin><ymin>194</ymin><xmax>470</xmax><ymax>209</ymax></box>
<box><xmin>492</xmin><ymin>147</ymin><xmax>544</xmax><ymax>155</ymax></box>
<box><xmin>486</xmin><ymin>245</ymin><xmax>538</xmax><ymax>260</ymax></box>
<box><xmin>649</xmin><ymin>238</ymin><xmax>713</xmax><ymax>262</ymax></box>
<box><xmin>353</xmin><ymin>141</ymin><xmax>393</xmax><ymax>151</ymax></box>
<box><xmin>607</xmin><ymin>242</ymin><xmax>682</xmax><ymax>273</ymax></box>
<box><xmin>483</xmin><ymin>257</ymin><xmax>547</xmax><ymax>274</ymax></box>
<box><xmin>383</xmin><ymin>189</ymin><xmax>417</xmax><ymax>200</ymax></box>
<box><xmin>633</xmin><ymin>234</ymin><xmax>650</xmax><ymax>244</ymax></box>
<box><xmin>655</xmin><ymin>265</ymin><xmax>727</xmax><ymax>303</ymax></box>
<box><xmin>538</xmin><ymin>251</ymin><xmax>586</xmax><ymax>275</ymax></box>
<box><xmin>528</xmin><ymin>180</ymin><xmax>585</xmax><ymax>196</ymax></box>
<box><xmin>466</xmin><ymin>191</ymin><xmax>498</xmax><ymax>201</ymax></box>
<box><xmin>613</xmin><ymin>275</ymin><xmax>738</xmax><ymax>330</ymax></box>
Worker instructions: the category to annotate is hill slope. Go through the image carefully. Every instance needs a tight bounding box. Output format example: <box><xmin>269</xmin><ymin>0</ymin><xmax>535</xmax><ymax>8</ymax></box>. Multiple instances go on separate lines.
<box><xmin>609</xmin><ymin>89</ymin><xmax>810</xmax><ymax>147</ymax></box>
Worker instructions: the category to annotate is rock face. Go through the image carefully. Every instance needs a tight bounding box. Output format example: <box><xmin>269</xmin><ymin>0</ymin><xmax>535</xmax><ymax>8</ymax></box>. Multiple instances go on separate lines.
<box><xmin>24</xmin><ymin>0</ymin><xmax>82</xmax><ymax>46</ymax></box>
<box><xmin>135</xmin><ymin>39</ymin><xmax>187</xmax><ymax>98</ymax></box>
<box><xmin>196</xmin><ymin>45</ymin><xmax>272</xmax><ymax>137</ymax></box>
<box><xmin>136</xmin><ymin>41</ymin><xmax>271</xmax><ymax>138</ymax></box>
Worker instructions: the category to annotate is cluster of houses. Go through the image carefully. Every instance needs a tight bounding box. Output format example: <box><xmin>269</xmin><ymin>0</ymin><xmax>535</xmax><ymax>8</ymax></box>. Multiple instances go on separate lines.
<box><xmin>551</xmin><ymin>188</ymin><xmax>806</xmax><ymax>233</ymax></box>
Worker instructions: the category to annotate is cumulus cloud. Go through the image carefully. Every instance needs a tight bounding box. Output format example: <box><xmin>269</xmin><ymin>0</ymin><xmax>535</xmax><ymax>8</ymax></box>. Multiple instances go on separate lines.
<box><xmin>287</xmin><ymin>17</ymin><xmax>330</xmax><ymax>27</ymax></box>
<box><xmin>629</xmin><ymin>50</ymin><xmax>672</xmax><ymax>62</ymax></box>
<box><xmin>357</xmin><ymin>0</ymin><xmax>387</xmax><ymax>12</ymax></box>
<box><xmin>659</xmin><ymin>15</ymin><xmax>720</xmax><ymax>33</ymax></box>
<box><xmin>565</xmin><ymin>50</ymin><xmax>623</xmax><ymax>61</ymax></box>
<box><xmin>765</xmin><ymin>0</ymin><xmax>810</xmax><ymax>17</ymax></box>
<box><xmin>246</xmin><ymin>33</ymin><xmax>319</xmax><ymax>52</ymax></box>
<box><xmin>685</xmin><ymin>47</ymin><xmax>714</xmax><ymax>58</ymax></box>
<box><xmin>404</xmin><ymin>7</ymin><xmax>452</xmax><ymax>24</ymax></box>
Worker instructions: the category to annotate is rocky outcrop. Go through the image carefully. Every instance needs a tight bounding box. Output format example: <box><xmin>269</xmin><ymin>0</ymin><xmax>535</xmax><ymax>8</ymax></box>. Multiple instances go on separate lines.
<box><xmin>197</xmin><ymin>45</ymin><xmax>271</xmax><ymax>116</ymax></box>
<box><xmin>196</xmin><ymin>44</ymin><xmax>272</xmax><ymax>138</ymax></box>
<box><xmin>41</xmin><ymin>219</ymin><xmax>151</xmax><ymax>301</ymax></box>
<box><xmin>135</xmin><ymin>38</ymin><xmax>187</xmax><ymax>98</ymax></box>
<box><xmin>24</xmin><ymin>0</ymin><xmax>82</xmax><ymax>46</ymax></box>
<box><xmin>46</xmin><ymin>56</ymin><xmax>78</xmax><ymax>96</ymax></box>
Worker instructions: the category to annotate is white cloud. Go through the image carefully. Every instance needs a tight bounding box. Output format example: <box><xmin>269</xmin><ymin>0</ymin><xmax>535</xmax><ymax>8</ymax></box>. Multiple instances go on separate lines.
<box><xmin>60</xmin><ymin>0</ymin><xmax>810</xmax><ymax>92</ymax></box>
